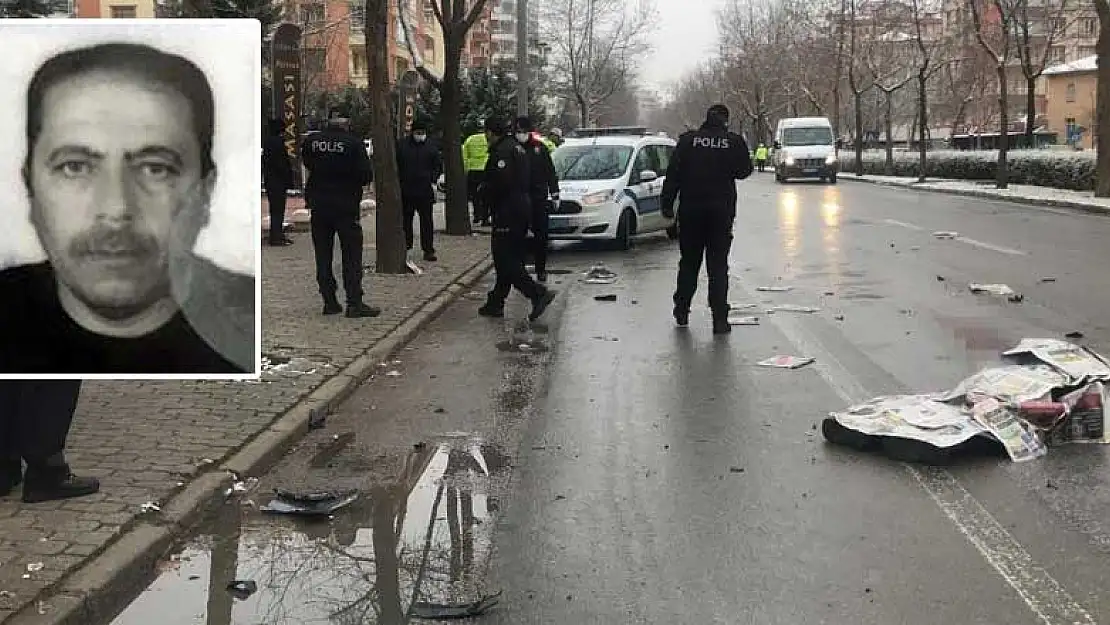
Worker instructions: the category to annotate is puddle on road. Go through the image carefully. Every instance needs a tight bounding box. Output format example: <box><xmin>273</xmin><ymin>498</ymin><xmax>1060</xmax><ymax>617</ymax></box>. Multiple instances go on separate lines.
<box><xmin>109</xmin><ymin>438</ymin><xmax>508</xmax><ymax>625</ymax></box>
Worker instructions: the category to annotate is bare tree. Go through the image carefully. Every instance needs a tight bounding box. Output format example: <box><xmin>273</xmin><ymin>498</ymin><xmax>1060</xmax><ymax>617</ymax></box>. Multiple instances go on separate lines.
<box><xmin>846</xmin><ymin>0</ymin><xmax>875</xmax><ymax>175</ymax></box>
<box><xmin>399</xmin><ymin>0</ymin><xmax>491</xmax><ymax>236</ymax></box>
<box><xmin>541</xmin><ymin>0</ymin><xmax>656</xmax><ymax>125</ymax></box>
<box><xmin>1012</xmin><ymin>0</ymin><xmax>1072</xmax><ymax>146</ymax></box>
<box><xmin>718</xmin><ymin>0</ymin><xmax>795</xmax><ymax>144</ymax></box>
<box><xmin>1096</xmin><ymin>0</ymin><xmax>1110</xmax><ymax>196</ymax></box>
<box><xmin>367</xmin><ymin>0</ymin><xmax>408</xmax><ymax>273</ymax></box>
<box><xmin>868</xmin><ymin>33</ymin><xmax>916</xmax><ymax>174</ymax></box>
<box><xmin>908</xmin><ymin>0</ymin><xmax>951</xmax><ymax>182</ymax></box>
<box><xmin>969</xmin><ymin>0</ymin><xmax>1017</xmax><ymax>188</ymax></box>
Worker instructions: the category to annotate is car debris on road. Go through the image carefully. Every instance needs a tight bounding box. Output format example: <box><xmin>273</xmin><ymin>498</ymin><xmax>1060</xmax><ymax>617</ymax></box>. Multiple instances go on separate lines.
<box><xmin>823</xmin><ymin>339</ymin><xmax>1110</xmax><ymax>464</ymax></box>
<box><xmin>758</xmin><ymin>356</ymin><xmax>815</xmax><ymax>369</ymax></box>
<box><xmin>968</xmin><ymin>283</ymin><xmax>1024</xmax><ymax>303</ymax></box>
<box><xmin>260</xmin><ymin>489</ymin><xmax>359</xmax><ymax>516</ymax></box>
<box><xmin>933</xmin><ymin>231</ymin><xmax>958</xmax><ymax>239</ymax></box>
<box><xmin>583</xmin><ymin>264</ymin><xmax>617</xmax><ymax>284</ymax></box>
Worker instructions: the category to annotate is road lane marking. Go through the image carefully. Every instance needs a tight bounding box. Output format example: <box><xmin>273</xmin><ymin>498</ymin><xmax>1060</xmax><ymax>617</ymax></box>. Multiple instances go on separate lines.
<box><xmin>882</xmin><ymin>218</ymin><xmax>1028</xmax><ymax>256</ymax></box>
<box><xmin>882</xmin><ymin>218</ymin><xmax>924</xmax><ymax>231</ymax></box>
<box><xmin>732</xmin><ymin>274</ymin><xmax>1096</xmax><ymax>625</ymax></box>
<box><xmin>954</xmin><ymin>236</ymin><xmax>1028</xmax><ymax>256</ymax></box>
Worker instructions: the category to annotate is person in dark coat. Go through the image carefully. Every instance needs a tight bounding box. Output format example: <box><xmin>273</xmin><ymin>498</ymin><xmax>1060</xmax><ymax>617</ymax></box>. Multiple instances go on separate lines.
<box><xmin>513</xmin><ymin>116</ymin><xmax>559</xmax><ymax>283</ymax></box>
<box><xmin>396</xmin><ymin>119</ymin><xmax>442</xmax><ymax>261</ymax></box>
<box><xmin>477</xmin><ymin>117</ymin><xmax>556</xmax><ymax>321</ymax></box>
<box><xmin>263</xmin><ymin>118</ymin><xmax>294</xmax><ymax>246</ymax></box>
<box><xmin>660</xmin><ymin>104</ymin><xmax>753</xmax><ymax>335</ymax></box>
<box><xmin>301</xmin><ymin>111</ymin><xmax>379</xmax><ymax>318</ymax></box>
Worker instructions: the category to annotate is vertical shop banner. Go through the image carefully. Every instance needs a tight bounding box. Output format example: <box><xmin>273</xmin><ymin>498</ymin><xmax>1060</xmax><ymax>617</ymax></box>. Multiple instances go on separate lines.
<box><xmin>271</xmin><ymin>23</ymin><xmax>303</xmax><ymax>189</ymax></box>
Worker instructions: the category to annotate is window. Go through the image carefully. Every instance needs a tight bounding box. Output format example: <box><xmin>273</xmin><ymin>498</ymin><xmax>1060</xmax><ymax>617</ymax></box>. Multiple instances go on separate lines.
<box><xmin>305</xmin><ymin>47</ymin><xmax>326</xmax><ymax>74</ymax></box>
<box><xmin>552</xmin><ymin>145</ymin><xmax>633</xmax><ymax>181</ymax></box>
<box><xmin>300</xmin><ymin>3</ymin><xmax>324</xmax><ymax>24</ymax></box>
<box><xmin>631</xmin><ymin>147</ymin><xmax>653</xmax><ymax>179</ymax></box>
<box><xmin>423</xmin><ymin>34</ymin><xmax>436</xmax><ymax>63</ymax></box>
<box><xmin>395</xmin><ymin>58</ymin><xmax>408</xmax><ymax>80</ymax></box>
<box><xmin>109</xmin><ymin>4</ymin><xmax>136</xmax><ymax>17</ymax></box>
<box><xmin>1080</xmin><ymin>17</ymin><xmax>1097</xmax><ymax>36</ymax></box>
<box><xmin>349</xmin><ymin>3</ymin><xmax>365</xmax><ymax>30</ymax></box>
<box><xmin>1080</xmin><ymin>45</ymin><xmax>1096</xmax><ymax>58</ymax></box>
<box><xmin>1048</xmin><ymin>17</ymin><xmax>1066</xmax><ymax>34</ymax></box>
<box><xmin>1066</xmin><ymin>82</ymin><xmax>1076</xmax><ymax>103</ymax></box>
<box><xmin>424</xmin><ymin>0</ymin><xmax>434</xmax><ymax>19</ymax></box>
<box><xmin>1049</xmin><ymin>45</ymin><xmax>1066</xmax><ymax>63</ymax></box>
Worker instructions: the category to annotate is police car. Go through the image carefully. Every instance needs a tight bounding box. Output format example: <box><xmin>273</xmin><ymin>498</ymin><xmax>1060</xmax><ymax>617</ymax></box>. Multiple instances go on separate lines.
<box><xmin>549</xmin><ymin>127</ymin><xmax>677</xmax><ymax>250</ymax></box>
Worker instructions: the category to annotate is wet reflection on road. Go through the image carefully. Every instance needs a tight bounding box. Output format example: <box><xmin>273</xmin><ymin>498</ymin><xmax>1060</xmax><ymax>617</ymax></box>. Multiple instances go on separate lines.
<box><xmin>109</xmin><ymin>436</ymin><xmax>508</xmax><ymax>625</ymax></box>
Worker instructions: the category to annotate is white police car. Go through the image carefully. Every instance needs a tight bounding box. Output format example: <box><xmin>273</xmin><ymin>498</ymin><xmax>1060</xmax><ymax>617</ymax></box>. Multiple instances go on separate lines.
<box><xmin>549</xmin><ymin>128</ymin><xmax>677</xmax><ymax>250</ymax></box>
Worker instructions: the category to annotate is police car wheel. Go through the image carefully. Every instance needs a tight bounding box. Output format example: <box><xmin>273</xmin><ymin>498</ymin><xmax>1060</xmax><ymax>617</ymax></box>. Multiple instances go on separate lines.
<box><xmin>614</xmin><ymin>210</ymin><xmax>634</xmax><ymax>251</ymax></box>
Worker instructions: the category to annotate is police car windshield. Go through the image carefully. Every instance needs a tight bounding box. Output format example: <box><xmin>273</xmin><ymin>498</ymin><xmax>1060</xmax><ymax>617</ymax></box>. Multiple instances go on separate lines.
<box><xmin>782</xmin><ymin>127</ymin><xmax>834</xmax><ymax>147</ymax></box>
<box><xmin>553</xmin><ymin>145</ymin><xmax>633</xmax><ymax>180</ymax></box>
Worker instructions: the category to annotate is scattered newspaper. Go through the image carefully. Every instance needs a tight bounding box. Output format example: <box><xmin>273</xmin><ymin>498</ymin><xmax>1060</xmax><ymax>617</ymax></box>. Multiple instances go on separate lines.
<box><xmin>968</xmin><ymin>283</ymin><xmax>1016</xmax><ymax>297</ymax></box>
<box><xmin>938</xmin><ymin>364</ymin><xmax>1069</xmax><ymax>406</ymax></box>
<box><xmin>829</xmin><ymin>395</ymin><xmax>987</xmax><ymax>448</ymax></box>
<box><xmin>970</xmin><ymin>398</ymin><xmax>1047</xmax><ymax>462</ymax></box>
<box><xmin>1003</xmin><ymin>339</ymin><xmax>1110</xmax><ymax>383</ymax></box>
<box><xmin>758</xmin><ymin>355</ymin><xmax>814</xmax><ymax>369</ymax></box>
<box><xmin>768</xmin><ymin>305</ymin><xmax>820</xmax><ymax>313</ymax></box>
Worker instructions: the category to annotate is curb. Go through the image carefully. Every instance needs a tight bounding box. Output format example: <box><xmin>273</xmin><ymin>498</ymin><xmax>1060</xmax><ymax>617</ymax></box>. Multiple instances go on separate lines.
<box><xmin>7</xmin><ymin>253</ymin><xmax>495</xmax><ymax>625</ymax></box>
<box><xmin>839</xmin><ymin>174</ymin><xmax>1110</xmax><ymax>216</ymax></box>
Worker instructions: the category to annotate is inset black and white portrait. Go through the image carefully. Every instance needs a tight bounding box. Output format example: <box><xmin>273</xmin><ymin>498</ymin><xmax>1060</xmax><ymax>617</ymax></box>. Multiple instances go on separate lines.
<box><xmin>0</xmin><ymin>20</ymin><xmax>262</xmax><ymax>378</ymax></box>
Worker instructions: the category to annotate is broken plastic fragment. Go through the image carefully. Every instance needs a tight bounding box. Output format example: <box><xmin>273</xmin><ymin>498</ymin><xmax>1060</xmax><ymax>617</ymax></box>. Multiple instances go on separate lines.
<box><xmin>758</xmin><ymin>356</ymin><xmax>815</xmax><ymax>369</ymax></box>
<box><xmin>727</xmin><ymin>315</ymin><xmax>760</xmax><ymax>326</ymax></box>
<box><xmin>386</xmin><ymin>370</ymin><xmax>402</xmax><ymax>377</ymax></box>
<box><xmin>768</xmin><ymin>305</ymin><xmax>820</xmax><ymax>314</ymax></box>
<box><xmin>26</xmin><ymin>563</ymin><xmax>43</xmax><ymax>573</ymax></box>
<box><xmin>410</xmin><ymin>590</ymin><xmax>503</xmax><ymax>619</ymax></box>
<box><xmin>140</xmin><ymin>501</ymin><xmax>161</xmax><ymax>513</ymax></box>
<box><xmin>227</xmin><ymin>580</ymin><xmax>258</xmax><ymax>600</ymax></box>
<box><xmin>594</xmin><ymin>294</ymin><xmax>617</xmax><ymax>302</ymax></box>
<box><xmin>933</xmin><ymin>231</ymin><xmax>958</xmax><ymax>239</ymax></box>
<box><xmin>968</xmin><ymin>283</ymin><xmax>1017</xmax><ymax>297</ymax></box>
<box><xmin>756</xmin><ymin>286</ymin><xmax>792</xmax><ymax>292</ymax></box>
<box><xmin>260</xmin><ymin>489</ymin><xmax>359</xmax><ymax>516</ymax></box>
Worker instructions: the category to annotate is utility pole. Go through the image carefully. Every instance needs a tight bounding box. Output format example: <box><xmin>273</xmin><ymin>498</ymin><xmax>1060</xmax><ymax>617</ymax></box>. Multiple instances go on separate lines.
<box><xmin>516</xmin><ymin>0</ymin><xmax>529</xmax><ymax>116</ymax></box>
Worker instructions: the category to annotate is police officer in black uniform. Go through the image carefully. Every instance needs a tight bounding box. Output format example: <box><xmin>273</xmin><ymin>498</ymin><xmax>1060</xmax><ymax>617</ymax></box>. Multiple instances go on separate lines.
<box><xmin>301</xmin><ymin>111</ymin><xmax>380</xmax><ymax>318</ymax></box>
<box><xmin>513</xmin><ymin>116</ymin><xmax>559</xmax><ymax>283</ymax></box>
<box><xmin>660</xmin><ymin>104</ymin><xmax>753</xmax><ymax>335</ymax></box>
<box><xmin>477</xmin><ymin>117</ymin><xmax>557</xmax><ymax>321</ymax></box>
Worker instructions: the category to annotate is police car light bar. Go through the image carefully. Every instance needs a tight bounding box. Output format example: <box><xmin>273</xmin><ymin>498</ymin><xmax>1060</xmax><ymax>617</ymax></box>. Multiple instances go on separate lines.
<box><xmin>568</xmin><ymin>126</ymin><xmax>652</xmax><ymax>138</ymax></box>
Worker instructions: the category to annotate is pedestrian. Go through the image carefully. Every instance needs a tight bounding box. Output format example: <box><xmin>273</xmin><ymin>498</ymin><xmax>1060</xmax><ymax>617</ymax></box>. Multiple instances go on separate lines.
<box><xmin>754</xmin><ymin>142</ymin><xmax>768</xmax><ymax>172</ymax></box>
<box><xmin>660</xmin><ymin>104</ymin><xmax>753</xmax><ymax>335</ymax></box>
<box><xmin>0</xmin><ymin>381</ymin><xmax>99</xmax><ymax>503</ymax></box>
<box><xmin>514</xmin><ymin>116</ymin><xmax>560</xmax><ymax>283</ymax></box>
<box><xmin>263</xmin><ymin>118</ymin><xmax>295</xmax><ymax>246</ymax></box>
<box><xmin>477</xmin><ymin>117</ymin><xmax>557</xmax><ymax>322</ymax></box>
<box><xmin>0</xmin><ymin>42</ymin><xmax>254</xmax><ymax>374</ymax></box>
<box><xmin>300</xmin><ymin>110</ymin><xmax>380</xmax><ymax>318</ymax></box>
<box><xmin>463</xmin><ymin>122</ymin><xmax>491</xmax><ymax>225</ymax></box>
<box><xmin>549</xmin><ymin>127</ymin><xmax>564</xmax><ymax>147</ymax></box>
<box><xmin>396</xmin><ymin>118</ymin><xmax>442</xmax><ymax>262</ymax></box>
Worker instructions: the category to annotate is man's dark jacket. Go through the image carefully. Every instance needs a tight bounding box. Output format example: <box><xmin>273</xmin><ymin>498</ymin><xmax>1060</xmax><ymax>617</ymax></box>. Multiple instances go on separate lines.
<box><xmin>661</xmin><ymin>120</ymin><xmax>753</xmax><ymax>216</ymax></box>
<box><xmin>521</xmin><ymin>137</ymin><xmax>559</xmax><ymax>201</ymax></box>
<box><xmin>395</xmin><ymin>137</ymin><xmax>442</xmax><ymax>201</ymax></box>
<box><xmin>483</xmin><ymin>135</ymin><xmax>532</xmax><ymax>231</ymax></box>
<box><xmin>300</xmin><ymin>127</ymin><xmax>373</xmax><ymax>212</ymax></box>
<box><xmin>0</xmin><ymin>261</ymin><xmax>249</xmax><ymax>374</ymax></box>
<box><xmin>262</xmin><ymin>132</ymin><xmax>294</xmax><ymax>191</ymax></box>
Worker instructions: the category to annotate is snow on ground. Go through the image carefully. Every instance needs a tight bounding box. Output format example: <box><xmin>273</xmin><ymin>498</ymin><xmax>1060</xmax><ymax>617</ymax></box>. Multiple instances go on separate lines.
<box><xmin>844</xmin><ymin>173</ymin><xmax>1110</xmax><ymax>213</ymax></box>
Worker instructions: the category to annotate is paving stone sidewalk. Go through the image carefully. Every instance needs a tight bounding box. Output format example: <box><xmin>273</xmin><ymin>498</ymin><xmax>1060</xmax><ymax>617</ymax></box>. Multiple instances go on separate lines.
<box><xmin>0</xmin><ymin>202</ymin><xmax>489</xmax><ymax>623</ymax></box>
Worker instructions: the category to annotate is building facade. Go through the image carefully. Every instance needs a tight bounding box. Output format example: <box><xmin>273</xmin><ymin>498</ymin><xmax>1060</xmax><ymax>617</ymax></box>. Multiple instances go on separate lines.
<box><xmin>75</xmin><ymin>0</ymin><xmax>154</xmax><ymax>18</ymax></box>
<box><xmin>1043</xmin><ymin>56</ymin><xmax>1096</xmax><ymax>149</ymax></box>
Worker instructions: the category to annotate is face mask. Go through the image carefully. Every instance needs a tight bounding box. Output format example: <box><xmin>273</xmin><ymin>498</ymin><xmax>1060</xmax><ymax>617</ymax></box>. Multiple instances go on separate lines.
<box><xmin>413</xmin><ymin>134</ymin><xmax>426</xmax><ymax>143</ymax></box>
<box><xmin>515</xmin><ymin>132</ymin><xmax>530</xmax><ymax>143</ymax></box>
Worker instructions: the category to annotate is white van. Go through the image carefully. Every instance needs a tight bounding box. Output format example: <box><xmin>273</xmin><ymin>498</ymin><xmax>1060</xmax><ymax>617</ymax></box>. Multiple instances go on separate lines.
<box><xmin>772</xmin><ymin>117</ymin><xmax>841</xmax><ymax>184</ymax></box>
<box><xmin>548</xmin><ymin>131</ymin><xmax>677</xmax><ymax>250</ymax></box>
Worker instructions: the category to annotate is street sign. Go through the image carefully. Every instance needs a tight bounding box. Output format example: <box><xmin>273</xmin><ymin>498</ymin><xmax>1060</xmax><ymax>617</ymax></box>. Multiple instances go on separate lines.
<box><xmin>271</xmin><ymin>23</ymin><xmax>303</xmax><ymax>189</ymax></box>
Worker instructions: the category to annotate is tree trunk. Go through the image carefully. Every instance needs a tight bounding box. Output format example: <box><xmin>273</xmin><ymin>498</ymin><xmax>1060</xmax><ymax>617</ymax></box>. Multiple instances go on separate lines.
<box><xmin>576</xmin><ymin>94</ymin><xmax>590</xmax><ymax>128</ymax></box>
<box><xmin>1024</xmin><ymin>75</ymin><xmax>1037</xmax><ymax>148</ymax></box>
<box><xmin>1096</xmin><ymin>0</ymin><xmax>1110</xmax><ymax>196</ymax></box>
<box><xmin>367</xmin><ymin>0</ymin><xmax>407</xmax><ymax>274</ymax></box>
<box><xmin>884</xmin><ymin>91</ymin><xmax>895</xmax><ymax>175</ymax></box>
<box><xmin>440</xmin><ymin>46</ymin><xmax>471</xmax><ymax>236</ymax></box>
<box><xmin>996</xmin><ymin>65</ymin><xmax>1010</xmax><ymax>189</ymax></box>
<box><xmin>854</xmin><ymin>92</ymin><xmax>865</xmax><ymax>176</ymax></box>
<box><xmin>917</xmin><ymin>73</ymin><xmax>928</xmax><ymax>183</ymax></box>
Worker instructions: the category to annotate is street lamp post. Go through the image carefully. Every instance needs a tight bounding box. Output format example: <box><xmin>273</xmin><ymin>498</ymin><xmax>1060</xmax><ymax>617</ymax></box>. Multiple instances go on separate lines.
<box><xmin>516</xmin><ymin>0</ymin><xmax>528</xmax><ymax>116</ymax></box>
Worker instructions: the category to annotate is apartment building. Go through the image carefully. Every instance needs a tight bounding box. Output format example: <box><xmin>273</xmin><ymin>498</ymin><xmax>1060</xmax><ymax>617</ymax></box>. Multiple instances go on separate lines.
<box><xmin>1043</xmin><ymin>55</ymin><xmax>1097</xmax><ymax>149</ymax></box>
<box><xmin>75</xmin><ymin>0</ymin><xmax>154</xmax><ymax>18</ymax></box>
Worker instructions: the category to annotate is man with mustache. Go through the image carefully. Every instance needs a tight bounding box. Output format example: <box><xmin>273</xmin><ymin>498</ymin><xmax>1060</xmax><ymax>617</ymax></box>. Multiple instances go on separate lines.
<box><xmin>0</xmin><ymin>42</ymin><xmax>254</xmax><ymax>374</ymax></box>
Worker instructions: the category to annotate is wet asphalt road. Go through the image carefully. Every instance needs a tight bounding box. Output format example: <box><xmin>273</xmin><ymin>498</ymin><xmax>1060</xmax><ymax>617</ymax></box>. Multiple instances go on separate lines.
<box><xmin>106</xmin><ymin>174</ymin><xmax>1110</xmax><ymax>624</ymax></box>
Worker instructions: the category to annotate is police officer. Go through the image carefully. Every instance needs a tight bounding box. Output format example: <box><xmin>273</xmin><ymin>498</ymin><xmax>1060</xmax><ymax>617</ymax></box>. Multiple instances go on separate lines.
<box><xmin>300</xmin><ymin>111</ymin><xmax>380</xmax><ymax>318</ymax></box>
<box><xmin>660</xmin><ymin>104</ymin><xmax>753</xmax><ymax>335</ymax></box>
<box><xmin>477</xmin><ymin>117</ymin><xmax>557</xmax><ymax>321</ymax></box>
<box><xmin>513</xmin><ymin>116</ymin><xmax>559</xmax><ymax>283</ymax></box>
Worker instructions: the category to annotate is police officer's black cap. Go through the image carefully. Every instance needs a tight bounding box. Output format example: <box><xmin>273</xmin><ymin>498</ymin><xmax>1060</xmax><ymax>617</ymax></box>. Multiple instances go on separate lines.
<box><xmin>485</xmin><ymin>117</ymin><xmax>508</xmax><ymax>135</ymax></box>
<box><xmin>514</xmin><ymin>116</ymin><xmax>533</xmax><ymax>132</ymax></box>
<box><xmin>411</xmin><ymin>118</ymin><xmax>428</xmax><ymax>132</ymax></box>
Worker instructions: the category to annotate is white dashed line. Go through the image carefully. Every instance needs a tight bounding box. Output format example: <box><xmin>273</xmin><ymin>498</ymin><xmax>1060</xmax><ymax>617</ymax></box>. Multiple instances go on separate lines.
<box><xmin>882</xmin><ymin>218</ymin><xmax>924</xmax><ymax>231</ymax></box>
<box><xmin>732</xmin><ymin>274</ymin><xmax>1096</xmax><ymax>625</ymax></box>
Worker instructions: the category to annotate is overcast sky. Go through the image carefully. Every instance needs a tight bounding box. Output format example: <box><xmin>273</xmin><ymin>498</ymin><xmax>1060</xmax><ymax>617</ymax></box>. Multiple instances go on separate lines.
<box><xmin>641</xmin><ymin>0</ymin><xmax>725</xmax><ymax>95</ymax></box>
